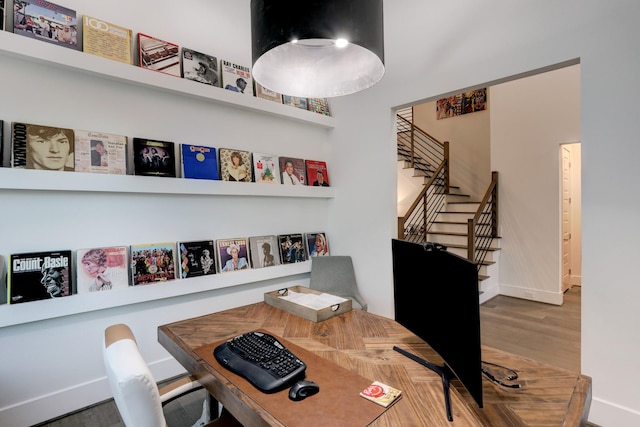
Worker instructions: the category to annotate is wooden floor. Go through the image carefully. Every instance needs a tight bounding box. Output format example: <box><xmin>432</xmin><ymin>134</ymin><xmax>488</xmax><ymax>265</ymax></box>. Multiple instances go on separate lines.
<box><xmin>34</xmin><ymin>286</ymin><xmax>583</xmax><ymax>427</ymax></box>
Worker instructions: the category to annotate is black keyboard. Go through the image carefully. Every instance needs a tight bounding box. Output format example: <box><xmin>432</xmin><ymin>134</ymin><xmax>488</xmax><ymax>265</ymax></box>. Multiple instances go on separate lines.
<box><xmin>213</xmin><ymin>331</ymin><xmax>307</xmax><ymax>393</ymax></box>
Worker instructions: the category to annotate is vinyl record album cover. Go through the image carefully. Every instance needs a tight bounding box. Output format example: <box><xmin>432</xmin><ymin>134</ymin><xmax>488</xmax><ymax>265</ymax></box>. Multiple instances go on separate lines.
<box><xmin>178</xmin><ymin>240</ymin><xmax>216</xmax><ymax>278</ymax></box>
<box><xmin>74</xmin><ymin>130</ymin><xmax>127</xmax><ymax>174</ymax></box>
<box><xmin>11</xmin><ymin>121</ymin><xmax>75</xmax><ymax>171</ymax></box>
<box><xmin>279</xmin><ymin>156</ymin><xmax>305</xmax><ymax>185</ymax></box>
<box><xmin>138</xmin><ymin>33</ymin><xmax>180</xmax><ymax>77</ymax></box>
<box><xmin>219</xmin><ymin>148</ymin><xmax>252</xmax><ymax>182</ymax></box>
<box><xmin>181</xmin><ymin>144</ymin><xmax>218</xmax><ymax>180</ymax></box>
<box><xmin>248</xmin><ymin>235</ymin><xmax>281</xmax><ymax>268</ymax></box>
<box><xmin>76</xmin><ymin>246</ymin><xmax>129</xmax><ymax>293</ymax></box>
<box><xmin>221</xmin><ymin>59</ymin><xmax>253</xmax><ymax>96</ymax></box>
<box><xmin>82</xmin><ymin>15</ymin><xmax>133</xmax><ymax>64</ymax></box>
<box><xmin>215</xmin><ymin>238</ymin><xmax>250</xmax><ymax>273</ymax></box>
<box><xmin>305</xmin><ymin>159</ymin><xmax>330</xmax><ymax>187</ymax></box>
<box><xmin>12</xmin><ymin>0</ymin><xmax>79</xmax><ymax>50</ymax></box>
<box><xmin>133</xmin><ymin>137</ymin><xmax>176</xmax><ymax>177</ymax></box>
<box><xmin>8</xmin><ymin>250</ymin><xmax>73</xmax><ymax>304</ymax></box>
<box><xmin>278</xmin><ymin>233</ymin><xmax>307</xmax><ymax>263</ymax></box>
<box><xmin>252</xmin><ymin>153</ymin><xmax>280</xmax><ymax>184</ymax></box>
<box><xmin>305</xmin><ymin>232</ymin><xmax>330</xmax><ymax>257</ymax></box>
<box><xmin>130</xmin><ymin>242</ymin><xmax>176</xmax><ymax>285</ymax></box>
<box><xmin>181</xmin><ymin>47</ymin><xmax>219</xmax><ymax>86</ymax></box>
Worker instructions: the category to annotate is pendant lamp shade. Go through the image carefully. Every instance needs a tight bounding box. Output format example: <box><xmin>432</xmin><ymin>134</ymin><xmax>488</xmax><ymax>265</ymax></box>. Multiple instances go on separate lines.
<box><xmin>250</xmin><ymin>0</ymin><xmax>384</xmax><ymax>98</ymax></box>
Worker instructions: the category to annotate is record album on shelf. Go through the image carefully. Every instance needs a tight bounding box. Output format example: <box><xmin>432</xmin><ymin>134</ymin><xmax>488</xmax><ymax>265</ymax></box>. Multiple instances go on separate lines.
<box><xmin>278</xmin><ymin>233</ymin><xmax>307</xmax><ymax>264</ymax></box>
<box><xmin>76</xmin><ymin>246</ymin><xmax>129</xmax><ymax>293</ymax></box>
<box><xmin>130</xmin><ymin>242</ymin><xmax>177</xmax><ymax>285</ymax></box>
<box><xmin>74</xmin><ymin>130</ymin><xmax>127</xmax><ymax>175</ymax></box>
<box><xmin>11</xmin><ymin>121</ymin><xmax>75</xmax><ymax>171</ymax></box>
<box><xmin>137</xmin><ymin>33</ymin><xmax>180</xmax><ymax>77</ymax></box>
<box><xmin>307</xmin><ymin>98</ymin><xmax>331</xmax><ymax>116</ymax></box>
<box><xmin>82</xmin><ymin>15</ymin><xmax>133</xmax><ymax>64</ymax></box>
<box><xmin>279</xmin><ymin>156</ymin><xmax>306</xmax><ymax>185</ymax></box>
<box><xmin>181</xmin><ymin>143</ymin><xmax>218</xmax><ymax>180</ymax></box>
<box><xmin>282</xmin><ymin>95</ymin><xmax>308</xmax><ymax>110</ymax></box>
<box><xmin>8</xmin><ymin>249</ymin><xmax>73</xmax><ymax>304</ymax></box>
<box><xmin>12</xmin><ymin>0</ymin><xmax>79</xmax><ymax>50</ymax></box>
<box><xmin>221</xmin><ymin>59</ymin><xmax>253</xmax><ymax>96</ymax></box>
<box><xmin>181</xmin><ymin>47</ymin><xmax>220</xmax><ymax>87</ymax></box>
<box><xmin>255</xmin><ymin>82</ymin><xmax>282</xmax><ymax>104</ymax></box>
<box><xmin>305</xmin><ymin>232</ymin><xmax>329</xmax><ymax>257</ymax></box>
<box><xmin>132</xmin><ymin>137</ymin><xmax>176</xmax><ymax>177</ymax></box>
<box><xmin>219</xmin><ymin>148</ymin><xmax>252</xmax><ymax>182</ymax></box>
<box><xmin>178</xmin><ymin>240</ymin><xmax>216</xmax><ymax>278</ymax></box>
<box><xmin>216</xmin><ymin>238</ymin><xmax>250</xmax><ymax>273</ymax></box>
<box><xmin>305</xmin><ymin>159</ymin><xmax>330</xmax><ymax>187</ymax></box>
<box><xmin>252</xmin><ymin>152</ymin><xmax>280</xmax><ymax>184</ymax></box>
<box><xmin>248</xmin><ymin>235</ymin><xmax>281</xmax><ymax>268</ymax></box>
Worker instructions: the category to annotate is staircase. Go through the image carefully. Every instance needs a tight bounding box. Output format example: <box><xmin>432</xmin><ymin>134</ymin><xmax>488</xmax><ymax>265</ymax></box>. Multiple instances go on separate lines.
<box><xmin>397</xmin><ymin>109</ymin><xmax>500</xmax><ymax>302</ymax></box>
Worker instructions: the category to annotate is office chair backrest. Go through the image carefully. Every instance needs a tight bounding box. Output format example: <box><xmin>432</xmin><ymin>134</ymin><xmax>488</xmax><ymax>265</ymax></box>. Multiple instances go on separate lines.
<box><xmin>309</xmin><ymin>255</ymin><xmax>368</xmax><ymax>311</ymax></box>
<box><xmin>103</xmin><ymin>323</ymin><xmax>166</xmax><ymax>427</ymax></box>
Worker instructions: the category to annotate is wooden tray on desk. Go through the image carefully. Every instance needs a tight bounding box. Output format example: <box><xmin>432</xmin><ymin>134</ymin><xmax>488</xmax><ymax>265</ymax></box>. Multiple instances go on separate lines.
<box><xmin>264</xmin><ymin>285</ymin><xmax>352</xmax><ymax>322</ymax></box>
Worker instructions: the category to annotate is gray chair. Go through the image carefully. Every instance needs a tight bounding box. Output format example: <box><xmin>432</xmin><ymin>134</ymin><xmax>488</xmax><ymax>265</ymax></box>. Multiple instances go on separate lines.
<box><xmin>309</xmin><ymin>256</ymin><xmax>368</xmax><ymax>311</ymax></box>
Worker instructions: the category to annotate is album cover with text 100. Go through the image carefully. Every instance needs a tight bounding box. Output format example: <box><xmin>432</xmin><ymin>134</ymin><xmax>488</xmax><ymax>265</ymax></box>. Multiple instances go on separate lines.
<box><xmin>248</xmin><ymin>235</ymin><xmax>281</xmax><ymax>268</ymax></box>
<box><xmin>74</xmin><ymin>129</ymin><xmax>127</xmax><ymax>175</ymax></box>
<box><xmin>178</xmin><ymin>240</ymin><xmax>216</xmax><ymax>278</ymax></box>
<box><xmin>130</xmin><ymin>242</ymin><xmax>176</xmax><ymax>285</ymax></box>
<box><xmin>11</xmin><ymin>121</ymin><xmax>75</xmax><ymax>171</ymax></box>
<box><xmin>216</xmin><ymin>238</ymin><xmax>250</xmax><ymax>273</ymax></box>
<box><xmin>82</xmin><ymin>15</ymin><xmax>133</xmax><ymax>64</ymax></box>
<box><xmin>133</xmin><ymin>137</ymin><xmax>176</xmax><ymax>177</ymax></box>
<box><xmin>181</xmin><ymin>144</ymin><xmax>218</xmax><ymax>180</ymax></box>
<box><xmin>278</xmin><ymin>233</ymin><xmax>307</xmax><ymax>264</ymax></box>
<box><xmin>8</xmin><ymin>249</ymin><xmax>73</xmax><ymax>304</ymax></box>
<box><xmin>13</xmin><ymin>0</ymin><xmax>79</xmax><ymax>50</ymax></box>
<box><xmin>76</xmin><ymin>246</ymin><xmax>129</xmax><ymax>294</ymax></box>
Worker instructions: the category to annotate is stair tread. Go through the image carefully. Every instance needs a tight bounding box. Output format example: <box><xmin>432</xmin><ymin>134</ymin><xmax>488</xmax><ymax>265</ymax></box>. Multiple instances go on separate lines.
<box><xmin>428</xmin><ymin>231</ymin><xmax>498</xmax><ymax>238</ymax></box>
<box><xmin>444</xmin><ymin>243</ymin><xmax>501</xmax><ymax>251</ymax></box>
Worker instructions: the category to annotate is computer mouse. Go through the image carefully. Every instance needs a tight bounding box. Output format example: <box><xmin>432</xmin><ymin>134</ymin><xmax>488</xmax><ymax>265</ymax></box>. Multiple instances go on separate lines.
<box><xmin>288</xmin><ymin>380</ymin><xmax>320</xmax><ymax>401</ymax></box>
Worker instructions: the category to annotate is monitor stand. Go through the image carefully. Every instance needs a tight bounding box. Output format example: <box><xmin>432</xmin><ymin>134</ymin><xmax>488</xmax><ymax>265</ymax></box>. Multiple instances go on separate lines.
<box><xmin>393</xmin><ymin>346</ymin><xmax>454</xmax><ymax>422</ymax></box>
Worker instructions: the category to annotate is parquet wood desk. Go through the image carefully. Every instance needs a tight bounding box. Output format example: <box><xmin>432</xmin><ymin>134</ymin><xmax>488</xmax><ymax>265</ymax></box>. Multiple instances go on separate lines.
<box><xmin>158</xmin><ymin>302</ymin><xmax>591</xmax><ymax>427</ymax></box>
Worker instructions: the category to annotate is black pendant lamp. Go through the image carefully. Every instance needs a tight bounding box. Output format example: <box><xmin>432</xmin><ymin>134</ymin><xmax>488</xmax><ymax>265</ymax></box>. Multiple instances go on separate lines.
<box><xmin>250</xmin><ymin>0</ymin><xmax>385</xmax><ymax>98</ymax></box>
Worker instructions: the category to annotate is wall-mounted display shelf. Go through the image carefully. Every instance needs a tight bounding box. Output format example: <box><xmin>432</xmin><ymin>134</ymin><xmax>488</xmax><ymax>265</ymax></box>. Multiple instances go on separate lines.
<box><xmin>0</xmin><ymin>168</ymin><xmax>335</xmax><ymax>198</ymax></box>
<box><xmin>0</xmin><ymin>261</ymin><xmax>312</xmax><ymax>328</ymax></box>
<box><xmin>0</xmin><ymin>31</ymin><xmax>335</xmax><ymax>129</ymax></box>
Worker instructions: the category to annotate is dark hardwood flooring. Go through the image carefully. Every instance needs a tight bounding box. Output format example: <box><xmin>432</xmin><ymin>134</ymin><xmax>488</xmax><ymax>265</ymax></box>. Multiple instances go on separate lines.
<box><xmin>34</xmin><ymin>286</ymin><xmax>583</xmax><ymax>426</ymax></box>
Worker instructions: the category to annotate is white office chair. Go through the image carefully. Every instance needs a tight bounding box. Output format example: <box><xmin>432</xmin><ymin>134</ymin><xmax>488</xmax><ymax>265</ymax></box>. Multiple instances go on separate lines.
<box><xmin>309</xmin><ymin>255</ymin><xmax>368</xmax><ymax>311</ymax></box>
<box><xmin>103</xmin><ymin>323</ymin><xmax>240</xmax><ymax>427</ymax></box>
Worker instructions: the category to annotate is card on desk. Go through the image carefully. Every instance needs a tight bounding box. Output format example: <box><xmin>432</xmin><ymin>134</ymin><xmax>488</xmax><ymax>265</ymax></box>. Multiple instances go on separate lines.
<box><xmin>360</xmin><ymin>381</ymin><xmax>402</xmax><ymax>407</ymax></box>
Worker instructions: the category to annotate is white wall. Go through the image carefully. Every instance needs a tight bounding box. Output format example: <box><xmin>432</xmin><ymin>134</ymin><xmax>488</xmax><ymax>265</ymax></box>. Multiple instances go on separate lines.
<box><xmin>1</xmin><ymin>1</ymin><xmax>639</xmax><ymax>426</ymax></box>
<box><xmin>491</xmin><ymin>65</ymin><xmax>581</xmax><ymax>304</ymax></box>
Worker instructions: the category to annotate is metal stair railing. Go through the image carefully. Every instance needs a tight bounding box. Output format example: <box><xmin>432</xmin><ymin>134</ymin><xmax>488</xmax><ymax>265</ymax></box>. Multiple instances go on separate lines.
<box><xmin>397</xmin><ymin>115</ymin><xmax>449</xmax><ymax>186</ymax></box>
<box><xmin>468</xmin><ymin>171</ymin><xmax>499</xmax><ymax>272</ymax></box>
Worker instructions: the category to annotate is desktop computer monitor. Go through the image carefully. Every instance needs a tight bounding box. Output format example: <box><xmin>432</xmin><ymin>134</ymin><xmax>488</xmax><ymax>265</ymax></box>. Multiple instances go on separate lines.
<box><xmin>391</xmin><ymin>238</ymin><xmax>483</xmax><ymax>411</ymax></box>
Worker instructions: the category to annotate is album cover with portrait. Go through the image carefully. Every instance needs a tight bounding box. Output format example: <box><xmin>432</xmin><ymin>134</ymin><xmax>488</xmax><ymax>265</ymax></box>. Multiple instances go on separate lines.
<box><xmin>11</xmin><ymin>121</ymin><xmax>75</xmax><ymax>171</ymax></box>
<box><xmin>12</xmin><ymin>0</ymin><xmax>79</xmax><ymax>50</ymax></box>
<box><xmin>305</xmin><ymin>159</ymin><xmax>330</xmax><ymax>187</ymax></box>
<box><xmin>278</xmin><ymin>233</ymin><xmax>307</xmax><ymax>264</ymax></box>
<box><xmin>221</xmin><ymin>59</ymin><xmax>254</xmax><ymax>96</ymax></box>
<box><xmin>132</xmin><ymin>137</ymin><xmax>176</xmax><ymax>177</ymax></box>
<box><xmin>76</xmin><ymin>246</ymin><xmax>129</xmax><ymax>294</ymax></box>
<box><xmin>279</xmin><ymin>156</ymin><xmax>306</xmax><ymax>185</ymax></box>
<box><xmin>178</xmin><ymin>240</ymin><xmax>216</xmax><ymax>278</ymax></box>
<box><xmin>137</xmin><ymin>33</ymin><xmax>180</xmax><ymax>77</ymax></box>
<box><xmin>129</xmin><ymin>242</ymin><xmax>176</xmax><ymax>285</ymax></box>
<box><xmin>7</xmin><ymin>249</ymin><xmax>73</xmax><ymax>304</ymax></box>
<box><xmin>252</xmin><ymin>152</ymin><xmax>280</xmax><ymax>184</ymax></box>
<box><xmin>305</xmin><ymin>232</ymin><xmax>330</xmax><ymax>257</ymax></box>
<box><xmin>181</xmin><ymin>143</ymin><xmax>218</xmax><ymax>180</ymax></box>
<box><xmin>248</xmin><ymin>235</ymin><xmax>281</xmax><ymax>268</ymax></box>
<box><xmin>219</xmin><ymin>148</ymin><xmax>252</xmax><ymax>182</ymax></box>
<box><xmin>74</xmin><ymin>129</ymin><xmax>127</xmax><ymax>175</ymax></box>
<box><xmin>181</xmin><ymin>47</ymin><xmax>220</xmax><ymax>87</ymax></box>
<box><xmin>215</xmin><ymin>238</ymin><xmax>250</xmax><ymax>273</ymax></box>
